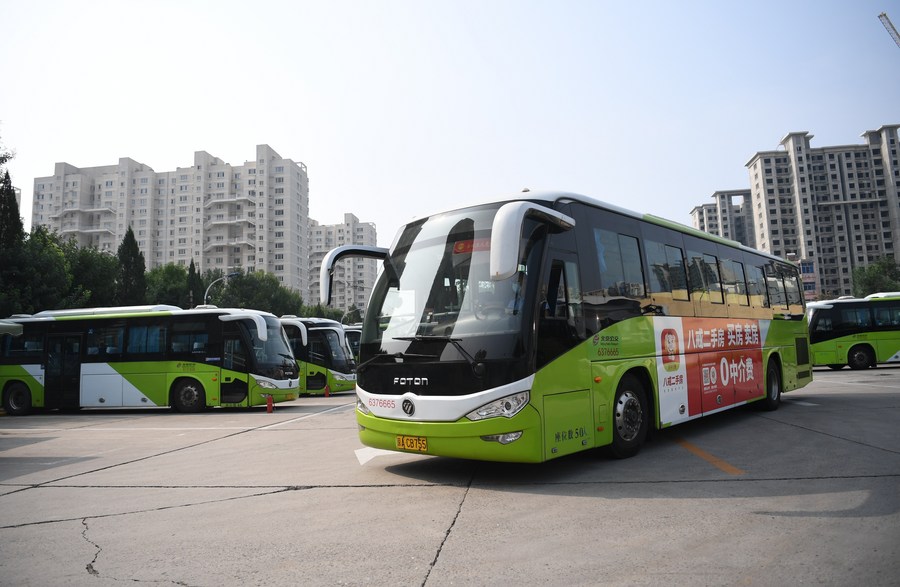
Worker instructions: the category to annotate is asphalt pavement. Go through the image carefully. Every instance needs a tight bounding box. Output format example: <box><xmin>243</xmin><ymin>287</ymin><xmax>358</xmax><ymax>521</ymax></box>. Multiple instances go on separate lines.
<box><xmin>1</xmin><ymin>366</ymin><xmax>898</xmax><ymax>586</ymax></box>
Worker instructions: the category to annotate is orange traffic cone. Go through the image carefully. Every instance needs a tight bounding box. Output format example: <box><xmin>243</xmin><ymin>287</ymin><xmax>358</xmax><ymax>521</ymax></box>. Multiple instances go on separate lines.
<box><xmin>324</xmin><ymin>385</ymin><xmax>330</xmax><ymax>398</ymax></box>
<box><xmin>266</xmin><ymin>394</ymin><xmax>274</xmax><ymax>413</ymax></box>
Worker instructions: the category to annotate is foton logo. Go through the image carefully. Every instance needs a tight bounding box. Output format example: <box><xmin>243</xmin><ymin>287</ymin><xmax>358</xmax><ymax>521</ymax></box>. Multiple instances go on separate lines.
<box><xmin>661</xmin><ymin>328</ymin><xmax>680</xmax><ymax>372</ymax></box>
<box><xmin>394</xmin><ymin>377</ymin><xmax>429</xmax><ymax>386</ymax></box>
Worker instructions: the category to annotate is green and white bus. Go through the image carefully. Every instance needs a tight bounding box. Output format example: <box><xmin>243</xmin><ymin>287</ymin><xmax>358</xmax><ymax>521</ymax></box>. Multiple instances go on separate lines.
<box><xmin>320</xmin><ymin>191</ymin><xmax>812</xmax><ymax>463</ymax></box>
<box><xmin>807</xmin><ymin>293</ymin><xmax>900</xmax><ymax>370</ymax></box>
<box><xmin>0</xmin><ymin>305</ymin><xmax>300</xmax><ymax>415</ymax></box>
<box><xmin>281</xmin><ymin>316</ymin><xmax>357</xmax><ymax>395</ymax></box>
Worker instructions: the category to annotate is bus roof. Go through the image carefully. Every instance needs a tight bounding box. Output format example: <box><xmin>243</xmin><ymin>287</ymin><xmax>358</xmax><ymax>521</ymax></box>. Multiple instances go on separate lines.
<box><xmin>807</xmin><ymin>293</ymin><xmax>900</xmax><ymax>310</ymax></box>
<box><xmin>402</xmin><ymin>190</ymin><xmax>789</xmax><ymax>265</ymax></box>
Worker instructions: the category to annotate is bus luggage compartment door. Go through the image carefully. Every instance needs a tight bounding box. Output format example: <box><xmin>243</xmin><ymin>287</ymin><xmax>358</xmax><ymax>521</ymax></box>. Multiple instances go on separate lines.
<box><xmin>543</xmin><ymin>390</ymin><xmax>593</xmax><ymax>459</ymax></box>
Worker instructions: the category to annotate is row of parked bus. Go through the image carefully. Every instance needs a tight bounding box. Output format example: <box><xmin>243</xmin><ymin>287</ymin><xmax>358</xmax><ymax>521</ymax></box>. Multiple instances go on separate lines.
<box><xmin>0</xmin><ymin>306</ymin><xmax>358</xmax><ymax>415</ymax></box>
<box><xmin>3</xmin><ymin>190</ymin><xmax>899</xmax><ymax>465</ymax></box>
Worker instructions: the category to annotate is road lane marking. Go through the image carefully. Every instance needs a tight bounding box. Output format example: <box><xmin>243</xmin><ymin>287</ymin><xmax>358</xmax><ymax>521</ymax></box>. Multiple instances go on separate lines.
<box><xmin>355</xmin><ymin>447</ymin><xmax>399</xmax><ymax>465</ymax></box>
<box><xmin>674</xmin><ymin>437</ymin><xmax>746</xmax><ymax>475</ymax></box>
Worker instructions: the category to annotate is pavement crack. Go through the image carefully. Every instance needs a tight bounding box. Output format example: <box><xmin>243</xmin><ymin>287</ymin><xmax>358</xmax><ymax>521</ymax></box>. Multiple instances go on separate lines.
<box><xmin>421</xmin><ymin>470</ymin><xmax>475</xmax><ymax>586</ymax></box>
<box><xmin>81</xmin><ymin>518</ymin><xmax>102</xmax><ymax>577</ymax></box>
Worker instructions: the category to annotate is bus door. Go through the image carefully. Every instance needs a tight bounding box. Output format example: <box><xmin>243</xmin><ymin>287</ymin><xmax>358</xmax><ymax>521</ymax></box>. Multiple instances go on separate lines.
<box><xmin>44</xmin><ymin>333</ymin><xmax>82</xmax><ymax>409</ymax></box>
<box><xmin>221</xmin><ymin>333</ymin><xmax>249</xmax><ymax>404</ymax></box>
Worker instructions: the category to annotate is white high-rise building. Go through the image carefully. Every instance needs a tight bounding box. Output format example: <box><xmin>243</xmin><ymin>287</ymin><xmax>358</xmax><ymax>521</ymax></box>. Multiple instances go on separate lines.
<box><xmin>32</xmin><ymin>145</ymin><xmax>311</xmax><ymax>295</ymax></box>
<box><xmin>309</xmin><ymin>213</ymin><xmax>378</xmax><ymax>317</ymax></box>
<box><xmin>690</xmin><ymin>190</ymin><xmax>755</xmax><ymax>249</ymax></box>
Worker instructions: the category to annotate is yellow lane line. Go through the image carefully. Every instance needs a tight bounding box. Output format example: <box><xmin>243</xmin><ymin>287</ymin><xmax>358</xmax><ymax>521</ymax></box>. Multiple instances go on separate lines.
<box><xmin>674</xmin><ymin>437</ymin><xmax>746</xmax><ymax>475</ymax></box>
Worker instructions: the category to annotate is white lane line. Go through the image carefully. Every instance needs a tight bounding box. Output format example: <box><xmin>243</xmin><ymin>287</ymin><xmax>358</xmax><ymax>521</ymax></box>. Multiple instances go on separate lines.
<box><xmin>257</xmin><ymin>403</ymin><xmax>354</xmax><ymax>430</ymax></box>
<box><xmin>355</xmin><ymin>447</ymin><xmax>399</xmax><ymax>465</ymax></box>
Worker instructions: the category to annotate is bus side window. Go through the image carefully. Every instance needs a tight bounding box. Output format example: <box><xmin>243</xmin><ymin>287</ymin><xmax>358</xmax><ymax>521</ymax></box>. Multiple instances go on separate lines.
<box><xmin>765</xmin><ymin>264</ymin><xmax>787</xmax><ymax>309</ymax></box>
<box><xmin>745</xmin><ymin>264</ymin><xmax>769</xmax><ymax>308</ymax></box>
<box><xmin>720</xmin><ymin>259</ymin><xmax>749</xmax><ymax>306</ymax></box>
<box><xmin>687</xmin><ymin>251</ymin><xmax>723</xmax><ymax>304</ymax></box>
<box><xmin>666</xmin><ymin>245</ymin><xmax>688</xmax><ymax>301</ymax></box>
<box><xmin>815</xmin><ymin>315</ymin><xmax>833</xmax><ymax>332</ymax></box>
<box><xmin>594</xmin><ymin>229</ymin><xmax>645</xmax><ymax>299</ymax></box>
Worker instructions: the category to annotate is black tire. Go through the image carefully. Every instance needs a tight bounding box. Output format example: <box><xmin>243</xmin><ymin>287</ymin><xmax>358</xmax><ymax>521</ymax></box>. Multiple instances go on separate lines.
<box><xmin>171</xmin><ymin>380</ymin><xmax>206</xmax><ymax>413</ymax></box>
<box><xmin>847</xmin><ymin>345</ymin><xmax>873</xmax><ymax>370</ymax></box>
<box><xmin>3</xmin><ymin>382</ymin><xmax>33</xmax><ymax>416</ymax></box>
<box><xmin>608</xmin><ymin>373</ymin><xmax>649</xmax><ymax>459</ymax></box>
<box><xmin>827</xmin><ymin>364</ymin><xmax>844</xmax><ymax>370</ymax></box>
<box><xmin>758</xmin><ymin>360</ymin><xmax>781</xmax><ymax>411</ymax></box>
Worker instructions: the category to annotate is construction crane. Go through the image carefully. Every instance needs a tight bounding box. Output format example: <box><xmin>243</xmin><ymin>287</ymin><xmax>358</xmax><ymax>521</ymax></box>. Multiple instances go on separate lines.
<box><xmin>879</xmin><ymin>12</ymin><xmax>900</xmax><ymax>48</ymax></box>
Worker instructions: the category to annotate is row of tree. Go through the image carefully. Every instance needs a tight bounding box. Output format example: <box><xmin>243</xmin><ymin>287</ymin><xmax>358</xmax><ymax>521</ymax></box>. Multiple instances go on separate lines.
<box><xmin>0</xmin><ymin>148</ymin><xmax>357</xmax><ymax>320</ymax></box>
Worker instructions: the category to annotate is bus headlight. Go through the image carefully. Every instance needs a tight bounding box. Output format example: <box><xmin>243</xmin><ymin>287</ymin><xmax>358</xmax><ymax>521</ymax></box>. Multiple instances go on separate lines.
<box><xmin>466</xmin><ymin>391</ymin><xmax>529</xmax><ymax>421</ymax></box>
<box><xmin>357</xmin><ymin>398</ymin><xmax>370</xmax><ymax>415</ymax></box>
<box><xmin>257</xmin><ymin>380</ymin><xmax>277</xmax><ymax>389</ymax></box>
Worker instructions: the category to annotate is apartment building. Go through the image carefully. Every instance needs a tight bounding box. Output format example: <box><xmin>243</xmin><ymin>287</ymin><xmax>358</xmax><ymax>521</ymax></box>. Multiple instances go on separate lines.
<box><xmin>690</xmin><ymin>189</ymin><xmax>755</xmax><ymax>249</ymax></box>
<box><xmin>692</xmin><ymin>125</ymin><xmax>900</xmax><ymax>299</ymax></box>
<box><xmin>32</xmin><ymin>145</ymin><xmax>311</xmax><ymax>295</ymax></box>
<box><xmin>308</xmin><ymin>213</ymin><xmax>378</xmax><ymax>316</ymax></box>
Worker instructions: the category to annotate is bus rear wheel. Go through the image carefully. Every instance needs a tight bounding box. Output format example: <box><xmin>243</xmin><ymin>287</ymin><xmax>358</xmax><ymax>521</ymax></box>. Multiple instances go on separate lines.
<box><xmin>608</xmin><ymin>374</ymin><xmax>648</xmax><ymax>459</ymax></box>
<box><xmin>847</xmin><ymin>346</ymin><xmax>874</xmax><ymax>370</ymax></box>
<box><xmin>2</xmin><ymin>383</ymin><xmax>32</xmax><ymax>416</ymax></box>
<box><xmin>172</xmin><ymin>380</ymin><xmax>206</xmax><ymax>413</ymax></box>
<box><xmin>758</xmin><ymin>360</ymin><xmax>781</xmax><ymax>411</ymax></box>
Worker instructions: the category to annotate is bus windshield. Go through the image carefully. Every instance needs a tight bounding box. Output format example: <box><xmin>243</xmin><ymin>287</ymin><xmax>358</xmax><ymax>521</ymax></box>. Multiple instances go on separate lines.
<box><xmin>247</xmin><ymin>315</ymin><xmax>295</xmax><ymax>369</ymax></box>
<box><xmin>369</xmin><ymin>204</ymin><xmax>530</xmax><ymax>338</ymax></box>
<box><xmin>361</xmin><ymin>203</ymin><xmax>545</xmax><ymax>394</ymax></box>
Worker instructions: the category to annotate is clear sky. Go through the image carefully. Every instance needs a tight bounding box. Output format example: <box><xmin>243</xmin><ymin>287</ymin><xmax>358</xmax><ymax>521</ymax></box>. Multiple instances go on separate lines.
<box><xmin>2</xmin><ymin>0</ymin><xmax>898</xmax><ymax>247</ymax></box>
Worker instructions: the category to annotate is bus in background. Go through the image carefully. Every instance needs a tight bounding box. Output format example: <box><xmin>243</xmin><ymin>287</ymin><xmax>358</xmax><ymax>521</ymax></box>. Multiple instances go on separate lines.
<box><xmin>281</xmin><ymin>316</ymin><xmax>356</xmax><ymax>395</ymax></box>
<box><xmin>807</xmin><ymin>292</ymin><xmax>900</xmax><ymax>369</ymax></box>
<box><xmin>320</xmin><ymin>191</ymin><xmax>811</xmax><ymax>463</ymax></box>
<box><xmin>343</xmin><ymin>324</ymin><xmax>362</xmax><ymax>362</ymax></box>
<box><xmin>0</xmin><ymin>305</ymin><xmax>300</xmax><ymax>415</ymax></box>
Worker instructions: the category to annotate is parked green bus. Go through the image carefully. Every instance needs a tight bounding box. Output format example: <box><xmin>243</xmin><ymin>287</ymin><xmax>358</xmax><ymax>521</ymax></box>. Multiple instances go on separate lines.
<box><xmin>320</xmin><ymin>191</ymin><xmax>812</xmax><ymax>463</ymax></box>
<box><xmin>1</xmin><ymin>305</ymin><xmax>300</xmax><ymax>415</ymax></box>
<box><xmin>807</xmin><ymin>293</ymin><xmax>900</xmax><ymax>369</ymax></box>
<box><xmin>281</xmin><ymin>316</ymin><xmax>356</xmax><ymax>395</ymax></box>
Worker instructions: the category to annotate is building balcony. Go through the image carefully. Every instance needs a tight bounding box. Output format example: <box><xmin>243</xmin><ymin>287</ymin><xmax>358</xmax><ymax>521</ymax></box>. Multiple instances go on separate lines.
<box><xmin>204</xmin><ymin>216</ymin><xmax>257</xmax><ymax>229</ymax></box>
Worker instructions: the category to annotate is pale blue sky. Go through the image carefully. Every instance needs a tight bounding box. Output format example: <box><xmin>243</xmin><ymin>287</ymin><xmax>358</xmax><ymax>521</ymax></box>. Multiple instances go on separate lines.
<box><xmin>2</xmin><ymin>0</ymin><xmax>898</xmax><ymax>246</ymax></box>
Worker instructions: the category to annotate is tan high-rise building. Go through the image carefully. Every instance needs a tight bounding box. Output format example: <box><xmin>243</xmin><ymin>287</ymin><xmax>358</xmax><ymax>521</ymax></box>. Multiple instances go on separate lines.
<box><xmin>32</xmin><ymin>145</ymin><xmax>311</xmax><ymax>296</ymax></box>
<box><xmin>308</xmin><ymin>213</ymin><xmax>378</xmax><ymax>317</ymax></box>
<box><xmin>745</xmin><ymin>125</ymin><xmax>900</xmax><ymax>298</ymax></box>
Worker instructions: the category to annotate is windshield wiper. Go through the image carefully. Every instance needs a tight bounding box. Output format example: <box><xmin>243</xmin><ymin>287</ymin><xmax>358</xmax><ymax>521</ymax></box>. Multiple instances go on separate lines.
<box><xmin>355</xmin><ymin>347</ymin><xmax>439</xmax><ymax>373</ymax></box>
<box><xmin>392</xmin><ymin>335</ymin><xmax>486</xmax><ymax>377</ymax></box>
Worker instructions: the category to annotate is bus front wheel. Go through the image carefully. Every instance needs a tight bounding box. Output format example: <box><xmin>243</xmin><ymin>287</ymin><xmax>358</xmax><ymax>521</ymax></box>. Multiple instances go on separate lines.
<box><xmin>172</xmin><ymin>380</ymin><xmax>206</xmax><ymax>413</ymax></box>
<box><xmin>608</xmin><ymin>374</ymin><xmax>648</xmax><ymax>459</ymax></box>
<box><xmin>847</xmin><ymin>346</ymin><xmax>874</xmax><ymax>370</ymax></box>
<box><xmin>3</xmin><ymin>383</ymin><xmax>32</xmax><ymax>416</ymax></box>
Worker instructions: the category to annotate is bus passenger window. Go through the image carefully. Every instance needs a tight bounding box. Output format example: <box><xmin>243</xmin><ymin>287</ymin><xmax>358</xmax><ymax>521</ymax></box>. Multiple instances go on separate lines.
<box><xmin>687</xmin><ymin>251</ymin><xmax>723</xmax><ymax>304</ymax></box>
<box><xmin>746</xmin><ymin>265</ymin><xmax>769</xmax><ymax>308</ymax></box>
<box><xmin>721</xmin><ymin>259</ymin><xmax>749</xmax><ymax>306</ymax></box>
<box><xmin>666</xmin><ymin>246</ymin><xmax>688</xmax><ymax>301</ymax></box>
<box><xmin>594</xmin><ymin>229</ymin><xmax>645</xmax><ymax>298</ymax></box>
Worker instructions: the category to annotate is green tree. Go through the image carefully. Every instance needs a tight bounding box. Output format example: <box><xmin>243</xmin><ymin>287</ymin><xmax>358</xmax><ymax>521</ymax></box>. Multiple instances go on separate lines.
<box><xmin>11</xmin><ymin>226</ymin><xmax>71</xmax><ymax>314</ymax></box>
<box><xmin>852</xmin><ymin>256</ymin><xmax>900</xmax><ymax>297</ymax></box>
<box><xmin>187</xmin><ymin>259</ymin><xmax>204</xmax><ymax>308</ymax></box>
<box><xmin>0</xmin><ymin>170</ymin><xmax>24</xmax><ymax>252</ymax></box>
<box><xmin>63</xmin><ymin>241</ymin><xmax>119</xmax><ymax>308</ymax></box>
<box><xmin>302</xmin><ymin>303</ymin><xmax>343</xmax><ymax>321</ymax></box>
<box><xmin>217</xmin><ymin>271</ymin><xmax>304</xmax><ymax>316</ymax></box>
<box><xmin>342</xmin><ymin>304</ymin><xmax>362</xmax><ymax>324</ymax></box>
<box><xmin>117</xmin><ymin>226</ymin><xmax>146</xmax><ymax>305</ymax></box>
<box><xmin>146</xmin><ymin>263</ymin><xmax>189</xmax><ymax>308</ymax></box>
